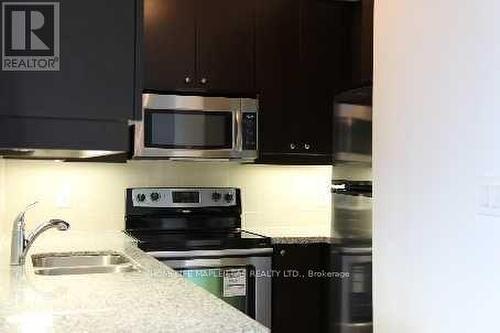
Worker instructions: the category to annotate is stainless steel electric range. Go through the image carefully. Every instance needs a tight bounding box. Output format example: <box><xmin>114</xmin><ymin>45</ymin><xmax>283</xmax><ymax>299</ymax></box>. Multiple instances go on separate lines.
<box><xmin>125</xmin><ymin>187</ymin><xmax>272</xmax><ymax>328</ymax></box>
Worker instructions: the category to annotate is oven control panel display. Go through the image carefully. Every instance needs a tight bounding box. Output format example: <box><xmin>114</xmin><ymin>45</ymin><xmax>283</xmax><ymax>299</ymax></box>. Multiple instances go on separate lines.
<box><xmin>173</xmin><ymin>191</ymin><xmax>200</xmax><ymax>203</ymax></box>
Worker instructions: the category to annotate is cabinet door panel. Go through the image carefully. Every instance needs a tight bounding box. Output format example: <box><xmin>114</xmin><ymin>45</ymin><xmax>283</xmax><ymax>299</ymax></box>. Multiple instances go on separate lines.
<box><xmin>197</xmin><ymin>0</ymin><xmax>255</xmax><ymax>93</ymax></box>
<box><xmin>272</xmin><ymin>244</ymin><xmax>328</xmax><ymax>332</ymax></box>
<box><xmin>341</xmin><ymin>0</ymin><xmax>373</xmax><ymax>90</ymax></box>
<box><xmin>256</xmin><ymin>0</ymin><xmax>341</xmax><ymax>163</ymax></box>
<box><xmin>299</xmin><ymin>0</ymin><xmax>342</xmax><ymax>156</ymax></box>
<box><xmin>359</xmin><ymin>0</ymin><xmax>373</xmax><ymax>85</ymax></box>
<box><xmin>143</xmin><ymin>0</ymin><xmax>196</xmax><ymax>92</ymax></box>
<box><xmin>0</xmin><ymin>0</ymin><xmax>137</xmax><ymax>120</ymax></box>
<box><xmin>256</xmin><ymin>0</ymin><xmax>301</xmax><ymax>156</ymax></box>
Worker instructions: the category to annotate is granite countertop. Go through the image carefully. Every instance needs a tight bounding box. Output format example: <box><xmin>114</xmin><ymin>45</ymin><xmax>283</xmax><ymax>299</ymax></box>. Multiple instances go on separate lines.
<box><xmin>0</xmin><ymin>231</ymin><xmax>268</xmax><ymax>333</ymax></box>
<box><xmin>271</xmin><ymin>237</ymin><xmax>333</xmax><ymax>245</ymax></box>
<box><xmin>271</xmin><ymin>237</ymin><xmax>372</xmax><ymax>248</ymax></box>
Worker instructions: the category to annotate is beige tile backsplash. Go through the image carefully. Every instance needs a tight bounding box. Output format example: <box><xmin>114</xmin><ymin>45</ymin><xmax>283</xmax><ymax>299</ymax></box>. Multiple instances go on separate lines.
<box><xmin>0</xmin><ymin>159</ymin><xmax>5</xmax><ymax>234</ymax></box>
<box><xmin>0</xmin><ymin>160</ymin><xmax>371</xmax><ymax>238</ymax></box>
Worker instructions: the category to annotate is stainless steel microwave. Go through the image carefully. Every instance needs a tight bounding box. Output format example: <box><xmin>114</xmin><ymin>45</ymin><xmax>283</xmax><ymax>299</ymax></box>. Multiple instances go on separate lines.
<box><xmin>133</xmin><ymin>94</ymin><xmax>258</xmax><ymax>161</ymax></box>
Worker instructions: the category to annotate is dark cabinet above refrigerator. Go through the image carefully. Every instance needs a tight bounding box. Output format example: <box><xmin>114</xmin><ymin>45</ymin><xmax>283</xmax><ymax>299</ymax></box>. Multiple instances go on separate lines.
<box><xmin>0</xmin><ymin>0</ymin><xmax>141</xmax><ymax>160</ymax></box>
<box><xmin>339</xmin><ymin>0</ymin><xmax>373</xmax><ymax>90</ymax></box>
<box><xmin>341</xmin><ymin>0</ymin><xmax>374</xmax><ymax>91</ymax></box>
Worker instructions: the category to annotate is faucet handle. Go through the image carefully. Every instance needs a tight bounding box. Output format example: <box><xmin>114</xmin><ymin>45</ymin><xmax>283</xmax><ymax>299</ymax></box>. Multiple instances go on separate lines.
<box><xmin>14</xmin><ymin>201</ymin><xmax>39</xmax><ymax>226</ymax></box>
<box><xmin>24</xmin><ymin>201</ymin><xmax>39</xmax><ymax>212</ymax></box>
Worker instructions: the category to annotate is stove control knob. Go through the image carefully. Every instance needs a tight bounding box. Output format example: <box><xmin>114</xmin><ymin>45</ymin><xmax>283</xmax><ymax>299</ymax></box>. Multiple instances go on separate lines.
<box><xmin>212</xmin><ymin>192</ymin><xmax>222</xmax><ymax>202</ymax></box>
<box><xmin>224</xmin><ymin>193</ymin><xmax>234</xmax><ymax>203</ymax></box>
<box><xmin>150</xmin><ymin>192</ymin><xmax>160</xmax><ymax>201</ymax></box>
<box><xmin>137</xmin><ymin>193</ymin><xmax>146</xmax><ymax>202</ymax></box>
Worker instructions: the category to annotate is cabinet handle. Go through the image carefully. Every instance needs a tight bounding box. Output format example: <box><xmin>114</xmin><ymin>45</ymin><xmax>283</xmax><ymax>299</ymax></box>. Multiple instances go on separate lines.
<box><xmin>200</xmin><ymin>77</ymin><xmax>208</xmax><ymax>84</ymax></box>
<box><xmin>289</xmin><ymin>143</ymin><xmax>296</xmax><ymax>150</ymax></box>
<box><xmin>184</xmin><ymin>77</ymin><xmax>191</xmax><ymax>84</ymax></box>
<box><xmin>304</xmin><ymin>143</ymin><xmax>311</xmax><ymax>150</ymax></box>
<box><xmin>279</xmin><ymin>249</ymin><xmax>286</xmax><ymax>256</ymax></box>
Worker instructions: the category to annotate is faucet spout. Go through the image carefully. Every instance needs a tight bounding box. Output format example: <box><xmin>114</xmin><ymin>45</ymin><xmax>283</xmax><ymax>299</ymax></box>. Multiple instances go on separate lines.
<box><xmin>22</xmin><ymin>219</ymin><xmax>70</xmax><ymax>262</ymax></box>
<box><xmin>10</xmin><ymin>203</ymin><xmax>70</xmax><ymax>266</ymax></box>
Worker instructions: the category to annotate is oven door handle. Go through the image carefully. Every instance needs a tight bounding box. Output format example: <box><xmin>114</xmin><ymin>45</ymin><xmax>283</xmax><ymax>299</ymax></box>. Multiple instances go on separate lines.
<box><xmin>147</xmin><ymin>248</ymin><xmax>273</xmax><ymax>259</ymax></box>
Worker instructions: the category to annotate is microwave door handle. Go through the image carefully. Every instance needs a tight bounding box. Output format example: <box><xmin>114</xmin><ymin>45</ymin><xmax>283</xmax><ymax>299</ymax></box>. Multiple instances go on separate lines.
<box><xmin>331</xmin><ymin>181</ymin><xmax>372</xmax><ymax>194</ymax></box>
<box><xmin>234</xmin><ymin>110</ymin><xmax>243</xmax><ymax>151</ymax></box>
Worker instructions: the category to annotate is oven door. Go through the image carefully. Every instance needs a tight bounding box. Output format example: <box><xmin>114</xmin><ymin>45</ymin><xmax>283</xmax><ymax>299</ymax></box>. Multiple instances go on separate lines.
<box><xmin>134</xmin><ymin>94</ymin><xmax>244</xmax><ymax>160</ymax></box>
<box><xmin>150</xmin><ymin>249</ymin><xmax>272</xmax><ymax>328</ymax></box>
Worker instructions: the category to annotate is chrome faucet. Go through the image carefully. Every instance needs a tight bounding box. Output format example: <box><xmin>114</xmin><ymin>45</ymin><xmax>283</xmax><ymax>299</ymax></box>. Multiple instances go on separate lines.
<box><xmin>10</xmin><ymin>202</ymin><xmax>70</xmax><ymax>266</ymax></box>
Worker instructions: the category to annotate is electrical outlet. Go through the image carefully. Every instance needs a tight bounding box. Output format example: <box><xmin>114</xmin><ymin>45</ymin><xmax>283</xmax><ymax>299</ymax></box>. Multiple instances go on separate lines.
<box><xmin>55</xmin><ymin>184</ymin><xmax>71</xmax><ymax>208</ymax></box>
<box><xmin>478</xmin><ymin>180</ymin><xmax>500</xmax><ymax>217</ymax></box>
<box><xmin>491</xmin><ymin>185</ymin><xmax>500</xmax><ymax>208</ymax></box>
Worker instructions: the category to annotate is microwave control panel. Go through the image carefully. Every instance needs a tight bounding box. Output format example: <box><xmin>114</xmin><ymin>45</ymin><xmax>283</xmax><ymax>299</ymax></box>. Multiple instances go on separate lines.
<box><xmin>242</xmin><ymin>112</ymin><xmax>257</xmax><ymax>151</ymax></box>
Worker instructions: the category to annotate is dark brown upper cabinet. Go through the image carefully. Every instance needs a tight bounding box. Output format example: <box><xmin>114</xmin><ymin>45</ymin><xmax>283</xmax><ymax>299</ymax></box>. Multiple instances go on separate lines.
<box><xmin>256</xmin><ymin>0</ymin><xmax>344</xmax><ymax>164</ymax></box>
<box><xmin>143</xmin><ymin>0</ymin><xmax>196</xmax><ymax>92</ymax></box>
<box><xmin>143</xmin><ymin>0</ymin><xmax>256</xmax><ymax>94</ymax></box>
<box><xmin>255</xmin><ymin>0</ymin><xmax>301</xmax><ymax>161</ymax></box>
<box><xmin>0</xmin><ymin>0</ymin><xmax>140</xmax><ymax>157</ymax></box>
<box><xmin>197</xmin><ymin>0</ymin><xmax>255</xmax><ymax>93</ymax></box>
<box><xmin>0</xmin><ymin>0</ymin><xmax>139</xmax><ymax>122</ymax></box>
<box><xmin>340</xmin><ymin>0</ymin><xmax>373</xmax><ymax>90</ymax></box>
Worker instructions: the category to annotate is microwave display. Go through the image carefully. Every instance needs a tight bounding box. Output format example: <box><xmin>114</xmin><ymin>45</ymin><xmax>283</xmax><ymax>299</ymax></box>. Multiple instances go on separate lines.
<box><xmin>145</xmin><ymin>110</ymin><xmax>233</xmax><ymax>149</ymax></box>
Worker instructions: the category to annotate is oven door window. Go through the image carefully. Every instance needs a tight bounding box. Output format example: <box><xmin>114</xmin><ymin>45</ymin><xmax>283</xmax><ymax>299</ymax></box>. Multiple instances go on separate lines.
<box><xmin>179</xmin><ymin>266</ymin><xmax>255</xmax><ymax>316</ymax></box>
<box><xmin>144</xmin><ymin>110</ymin><xmax>233</xmax><ymax>149</ymax></box>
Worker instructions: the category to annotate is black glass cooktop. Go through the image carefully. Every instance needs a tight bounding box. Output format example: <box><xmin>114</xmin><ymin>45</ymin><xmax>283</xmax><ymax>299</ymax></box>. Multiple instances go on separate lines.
<box><xmin>125</xmin><ymin>229</ymin><xmax>272</xmax><ymax>252</ymax></box>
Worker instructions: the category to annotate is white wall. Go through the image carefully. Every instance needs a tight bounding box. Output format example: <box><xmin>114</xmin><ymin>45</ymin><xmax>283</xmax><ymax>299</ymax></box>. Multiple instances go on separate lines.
<box><xmin>1</xmin><ymin>160</ymin><xmax>333</xmax><ymax>237</ymax></box>
<box><xmin>374</xmin><ymin>0</ymin><xmax>500</xmax><ymax>331</ymax></box>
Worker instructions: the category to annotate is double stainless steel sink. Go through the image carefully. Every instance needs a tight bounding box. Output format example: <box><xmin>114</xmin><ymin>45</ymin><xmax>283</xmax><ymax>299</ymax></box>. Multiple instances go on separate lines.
<box><xmin>31</xmin><ymin>251</ymin><xmax>141</xmax><ymax>276</ymax></box>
